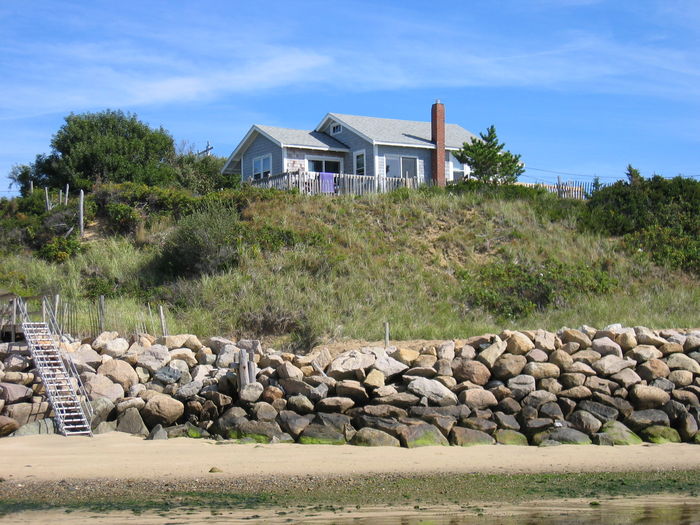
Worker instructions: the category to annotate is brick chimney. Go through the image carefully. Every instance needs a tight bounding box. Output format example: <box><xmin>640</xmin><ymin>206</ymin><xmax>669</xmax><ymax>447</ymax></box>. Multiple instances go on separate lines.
<box><xmin>431</xmin><ymin>99</ymin><xmax>446</xmax><ymax>187</ymax></box>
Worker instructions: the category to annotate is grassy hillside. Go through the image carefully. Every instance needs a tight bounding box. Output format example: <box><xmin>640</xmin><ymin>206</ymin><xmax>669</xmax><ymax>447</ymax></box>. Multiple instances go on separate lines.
<box><xmin>0</xmin><ymin>183</ymin><xmax>698</xmax><ymax>348</ymax></box>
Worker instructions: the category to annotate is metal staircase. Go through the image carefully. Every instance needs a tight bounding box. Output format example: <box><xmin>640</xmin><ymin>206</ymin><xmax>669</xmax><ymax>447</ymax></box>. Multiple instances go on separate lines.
<box><xmin>17</xmin><ymin>298</ymin><xmax>93</xmax><ymax>436</ymax></box>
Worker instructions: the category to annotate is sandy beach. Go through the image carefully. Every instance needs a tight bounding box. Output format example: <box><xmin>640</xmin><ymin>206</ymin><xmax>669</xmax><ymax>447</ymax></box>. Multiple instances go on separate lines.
<box><xmin>2</xmin><ymin>433</ymin><xmax>700</xmax><ymax>481</ymax></box>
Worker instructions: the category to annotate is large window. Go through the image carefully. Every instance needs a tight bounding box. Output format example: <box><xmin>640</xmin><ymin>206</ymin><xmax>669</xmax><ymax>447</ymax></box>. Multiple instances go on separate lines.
<box><xmin>253</xmin><ymin>154</ymin><xmax>271</xmax><ymax>180</ymax></box>
<box><xmin>385</xmin><ymin>155</ymin><xmax>417</xmax><ymax>178</ymax></box>
<box><xmin>308</xmin><ymin>157</ymin><xmax>342</xmax><ymax>173</ymax></box>
<box><xmin>354</xmin><ymin>150</ymin><xmax>365</xmax><ymax>176</ymax></box>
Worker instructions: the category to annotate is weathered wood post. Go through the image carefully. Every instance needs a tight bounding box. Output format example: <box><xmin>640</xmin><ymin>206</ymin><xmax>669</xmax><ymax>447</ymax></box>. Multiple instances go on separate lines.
<box><xmin>44</xmin><ymin>187</ymin><xmax>50</xmax><ymax>211</ymax></box>
<box><xmin>79</xmin><ymin>190</ymin><xmax>85</xmax><ymax>238</ymax></box>
<box><xmin>238</xmin><ymin>351</ymin><xmax>250</xmax><ymax>391</ymax></box>
<box><xmin>10</xmin><ymin>298</ymin><xmax>16</xmax><ymax>342</ymax></box>
<box><xmin>29</xmin><ymin>181</ymin><xmax>34</xmax><ymax>194</ymax></box>
<box><xmin>65</xmin><ymin>184</ymin><xmax>69</xmax><ymax>205</ymax></box>
<box><xmin>247</xmin><ymin>349</ymin><xmax>256</xmax><ymax>384</ymax></box>
<box><xmin>557</xmin><ymin>176</ymin><xmax>563</xmax><ymax>199</ymax></box>
<box><xmin>98</xmin><ymin>295</ymin><xmax>105</xmax><ymax>333</ymax></box>
<box><xmin>159</xmin><ymin>305</ymin><xmax>167</xmax><ymax>337</ymax></box>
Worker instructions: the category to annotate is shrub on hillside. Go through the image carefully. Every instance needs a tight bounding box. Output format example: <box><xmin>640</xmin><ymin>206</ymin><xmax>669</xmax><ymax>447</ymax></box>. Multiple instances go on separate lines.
<box><xmin>37</xmin><ymin>236</ymin><xmax>81</xmax><ymax>263</ymax></box>
<box><xmin>582</xmin><ymin>175</ymin><xmax>700</xmax><ymax>273</ymax></box>
<box><xmin>459</xmin><ymin>258</ymin><xmax>616</xmax><ymax>319</ymax></box>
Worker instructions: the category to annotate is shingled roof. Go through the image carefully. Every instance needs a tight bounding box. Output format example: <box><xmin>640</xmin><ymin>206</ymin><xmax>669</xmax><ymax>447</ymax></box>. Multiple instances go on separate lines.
<box><xmin>318</xmin><ymin>113</ymin><xmax>476</xmax><ymax>149</ymax></box>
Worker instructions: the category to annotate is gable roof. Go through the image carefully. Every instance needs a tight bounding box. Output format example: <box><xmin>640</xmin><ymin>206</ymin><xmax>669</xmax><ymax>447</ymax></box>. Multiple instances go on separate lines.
<box><xmin>317</xmin><ymin>113</ymin><xmax>477</xmax><ymax>150</ymax></box>
<box><xmin>222</xmin><ymin>124</ymin><xmax>350</xmax><ymax>174</ymax></box>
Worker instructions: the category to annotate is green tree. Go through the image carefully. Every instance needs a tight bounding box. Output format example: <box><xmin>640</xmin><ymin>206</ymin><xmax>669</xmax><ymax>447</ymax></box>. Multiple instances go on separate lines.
<box><xmin>454</xmin><ymin>125</ymin><xmax>524</xmax><ymax>185</ymax></box>
<box><xmin>13</xmin><ymin>110</ymin><xmax>177</xmax><ymax>192</ymax></box>
<box><xmin>626</xmin><ymin>164</ymin><xmax>643</xmax><ymax>185</ymax></box>
<box><xmin>170</xmin><ymin>149</ymin><xmax>239</xmax><ymax>194</ymax></box>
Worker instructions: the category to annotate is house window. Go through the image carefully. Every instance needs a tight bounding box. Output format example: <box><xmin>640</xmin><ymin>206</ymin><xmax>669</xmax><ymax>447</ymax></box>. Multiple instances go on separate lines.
<box><xmin>331</xmin><ymin>123</ymin><xmax>342</xmax><ymax>135</ymax></box>
<box><xmin>252</xmin><ymin>154</ymin><xmax>271</xmax><ymax>180</ymax></box>
<box><xmin>385</xmin><ymin>155</ymin><xmax>417</xmax><ymax>178</ymax></box>
<box><xmin>354</xmin><ymin>150</ymin><xmax>365</xmax><ymax>176</ymax></box>
<box><xmin>308</xmin><ymin>157</ymin><xmax>342</xmax><ymax>173</ymax></box>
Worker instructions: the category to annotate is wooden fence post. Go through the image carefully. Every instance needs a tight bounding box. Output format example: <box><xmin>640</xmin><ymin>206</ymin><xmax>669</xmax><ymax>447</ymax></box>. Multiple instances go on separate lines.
<box><xmin>65</xmin><ymin>184</ymin><xmax>69</xmax><ymax>205</ymax></box>
<box><xmin>98</xmin><ymin>295</ymin><xmax>105</xmax><ymax>333</ymax></box>
<box><xmin>11</xmin><ymin>298</ymin><xmax>16</xmax><ymax>343</ymax></box>
<box><xmin>29</xmin><ymin>181</ymin><xmax>34</xmax><ymax>194</ymax></box>
<box><xmin>44</xmin><ymin>187</ymin><xmax>50</xmax><ymax>211</ymax></box>
<box><xmin>79</xmin><ymin>190</ymin><xmax>84</xmax><ymax>238</ymax></box>
<box><xmin>159</xmin><ymin>305</ymin><xmax>167</xmax><ymax>337</ymax></box>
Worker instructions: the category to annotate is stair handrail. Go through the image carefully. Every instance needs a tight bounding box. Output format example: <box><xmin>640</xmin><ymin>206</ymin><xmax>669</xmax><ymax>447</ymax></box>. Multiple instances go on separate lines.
<box><xmin>41</xmin><ymin>296</ymin><xmax>94</xmax><ymax>426</ymax></box>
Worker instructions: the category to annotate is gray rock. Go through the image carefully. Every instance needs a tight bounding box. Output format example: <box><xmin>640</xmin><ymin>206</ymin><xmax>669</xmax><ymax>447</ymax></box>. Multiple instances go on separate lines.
<box><xmin>239</xmin><ymin>382</ymin><xmax>264</xmax><ymax>403</ymax></box>
<box><xmin>666</xmin><ymin>354</ymin><xmax>700</xmax><ymax>374</ymax></box>
<box><xmin>116</xmin><ymin>407</ymin><xmax>149</xmax><ymax>436</ymax></box>
<box><xmin>624</xmin><ymin>409</ymin><xmax>670</xmax><ymax>433</ymax></box>
<box><xmin>371</xmin><ymin>354</ymin><xmax>409</xmax><ymax>378</ymax></box>
<box><xmin>277</xmin><ymin>410</ymin><xmax>313</xmax><ymax>438</ymax></box>
<box><xmin>336</xmin><ymin>380</ymin><xmax>369</xmax><ymax>403</ymax></box>
<box><xmin>141</xmin><ymin>394</ymin><xmax>184</xmax><ymax>427</ymax></box>
<box><xmin>592</xmin><ymin>355</ymin><xmax>636</xmax><ymax>376</ymax></box>
<box><xmin>577</xmin><ymin>400</ymin><xmax>619</xmax><ymax>423</ymax></box>
<box><xmin>176</xmin><ymin>380</ymin><xmax>204</xmax><ymax>400</ymax></box>
<box><xmin>629</xmin><ymin>384</ymin><xmax>671</xmax><ymax>409</ymax></box>
<box><xmin>154</xmin><ymin>365</ymin><xmax>182</xmax><ymax>385</ymax></box>
<box><xmin>350</xmin><ymin>427</ymin><xmax>401</xmax><ymax>447</ymax></box>
<box><xmin>252</xmin><ymin>401</ymin><xmax>278</xmax><ymax>422</ymax></box>
<box><xmin>146</xmin><ymin>425</ymin><xmax>168</xmax><ymax>440</ymax></box>
<box><xmin>70</xmin><ymin>345</ymin><xmax>103</xmax><ymax>369</ymax></box>
<box><xmin>494</xmin><ymin>411</ymin><xmax>520</xmax><ymax>430</ymax></box>
<box><xmin>372</xmin><ymin>392</ymin><xmax>420</xmax><ymax>408</ymax></box>
<box><xmin>298</xmin><ymin>423</ymin><xmax>346</xmax><ymax>445</ymax></box>
<box><xmin>93</xmin><ymin>420</ymin><xmax>117</xmax><ymax>434</ymax></box>
<box><xmin>0</xmin><ymin>382</ymin><xmax>33</xmax><ymax>403</ymax></box>
<box><xmin>476</xmin><ymin>340</ymin><xmax>507</xmax><ymax>368</ymax></box>
<box><xmin>287</xmin><ymin>394</ymin><xmax>315</xmax><ymax>414</ymax></box>
<box><xmin>407</xmin><ymin>377</ymin><xmax>458</xmax><ymax>406</ymax></box>
<box><xmin>85</xmin><ymin>374</ymin><xmax>124</xmax><ymax>403</ymax></box>
<box><xmin>399</xmin><ymin>422</ymin><xmax>449</xmax><ymax>447</ymax></box>
<box><xmin>316</xmin><ymin>396</ymin><xmax>355</xmax><ymax>413</ymax></box>
<box><xmin>101</xmin><ymin>338</ymin><xmax>129</xmax><ymax>358</ymax></box>
<box><xmin>136</xmin><ymin>345</ymin><xmax>171</xmax><ymax>373</ymax></box>
<box><xmin>546</xmin><ymin>427</ymin><xmax>592</xmax><ymax>444</ymax></box>
<box><xmin>327</xmin><ymin>350</ymin><xmax>376</xmax><ymax>380</ymax></box>
<box><xmin>90</xmin><ymin>397</ymin><xmax>116</xmax><ymax>427</ymax></box>
<box><xmin>459</xmin><ymin>389</ymin><xmax>498</xmax><ymax>410</ymax></box>
<box><xmin>568</xmin><ymin>410</ymin><xmax>602</xmax><ymax>435</ymax></box>
<box><xmin>592</xmin><ymin>337</ymin><xmax>622</xmax><ymax>358</ymax></box>
<box><xmin>12</xmin><ymin>418</ymin><xmax>57</xmax><ymax>436</ymax></box>
<box><xmin>449</xmin><ymin>426</ymin><xmax>495</xmax><ymax>446</ymax></box>
<box><xmin>97</xmin><ymin>359</ymin><xmax>139</xmax><ymax>391</ymax></box>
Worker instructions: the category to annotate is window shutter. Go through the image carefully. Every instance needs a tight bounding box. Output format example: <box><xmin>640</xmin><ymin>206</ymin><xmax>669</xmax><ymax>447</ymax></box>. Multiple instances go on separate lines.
<box><xmin>417</xmin><ymin>159</ymin><xmax>425</xmax><ymax>183</ymax></box>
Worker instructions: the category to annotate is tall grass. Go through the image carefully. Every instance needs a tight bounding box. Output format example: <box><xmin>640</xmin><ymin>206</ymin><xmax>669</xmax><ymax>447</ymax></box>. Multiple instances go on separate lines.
<box><xmin>1</xmin><ymin>188</ymin><xmax>697</xmax><ymax>347</ymax></box>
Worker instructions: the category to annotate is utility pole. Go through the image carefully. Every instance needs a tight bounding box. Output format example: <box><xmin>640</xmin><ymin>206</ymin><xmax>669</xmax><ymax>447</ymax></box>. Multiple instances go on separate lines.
<box><xmin>196</xmin><ymin>141</ymin><xmax>213</xmax><ymax>157</ymax></box>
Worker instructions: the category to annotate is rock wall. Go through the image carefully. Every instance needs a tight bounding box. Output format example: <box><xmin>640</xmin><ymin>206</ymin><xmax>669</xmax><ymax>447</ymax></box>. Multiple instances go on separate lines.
<box><xmin>1</xmin><ymin>325</ymin><xmax>700</xmax><ymax>447</ymax></box>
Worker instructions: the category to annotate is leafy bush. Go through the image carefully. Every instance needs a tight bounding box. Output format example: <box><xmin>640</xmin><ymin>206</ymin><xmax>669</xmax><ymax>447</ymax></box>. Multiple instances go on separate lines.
<box><xmin>37</xmin><ymin>236</ymin><xmax>81</xmax><ymax>263</ymax></box>
<box><xmin>582</xmin><ymin>175</ymin><xmax>700</xmax><ymax>273</ymax></box>
<box><xmin>459</xmin><ymin>258</ymin><xmax>616</xmax><ymax>319</ymax></box>
<box><xmin>105</xmin><ymin>202</ymin><xmax>141</xmax><ymax>233</ymax></box>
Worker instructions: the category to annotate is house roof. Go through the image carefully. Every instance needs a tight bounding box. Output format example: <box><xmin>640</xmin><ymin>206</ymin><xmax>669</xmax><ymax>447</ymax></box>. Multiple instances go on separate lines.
<box><xmin>317</xmin><ymin>113</ymin><xmax>477</xmax><ymax>150</ymax></box>
<box><xmin>255</xmin><ymin>125</ymin><xmax>350</xmax><ymax>151</ymax></box>
<box><xmin>222</xmin><ymin>124</ymin><xmax>350</xmax><ymax>174</ymax></box>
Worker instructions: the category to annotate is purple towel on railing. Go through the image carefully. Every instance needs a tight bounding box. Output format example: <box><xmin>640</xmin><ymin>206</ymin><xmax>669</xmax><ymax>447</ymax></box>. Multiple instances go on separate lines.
<box><xmin>320</xmin><ymin>172</ymin><xmax>335</xmax><ymax>193</ymax></box>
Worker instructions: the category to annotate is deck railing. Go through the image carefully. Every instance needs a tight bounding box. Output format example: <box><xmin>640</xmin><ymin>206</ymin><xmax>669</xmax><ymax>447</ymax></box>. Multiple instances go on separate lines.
<box><xmin>249</xmin><ymin>172</ymin><xmax>419</xmax><ymax>196</ymax></box>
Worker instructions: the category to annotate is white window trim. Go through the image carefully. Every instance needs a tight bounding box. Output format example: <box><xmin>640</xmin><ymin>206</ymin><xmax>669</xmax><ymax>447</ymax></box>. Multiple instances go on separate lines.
<box><xmin>384</xmin><ymin>154</ymin><xmax>418</xmax><ymax>178</ymax></box>
<box><xmin>252</xmin><ymin>153</ymin><xmax>272</xmax><ymax>180</ymax></box>
<box><xmin>330</xmin><ymin>123</ymin><xmax>343</xmax><ymax>135</ymax></box>
<box><xmin>353</xmin><ymin>149</ymin><xmax>366</xmax><ymax>176</ymax></box>
<box><xmin>305</xmin><ymin>154</ymin><xmax>344</xmax><ymax>174</ymax></box>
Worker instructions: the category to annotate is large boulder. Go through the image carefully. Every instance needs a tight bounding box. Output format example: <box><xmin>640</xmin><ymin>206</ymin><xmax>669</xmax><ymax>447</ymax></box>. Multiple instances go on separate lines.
<box><xmin>640</xmin><ymin>425</ymin><xmax>681</xmax><ymax>444</ymax></box>
<box><xmin>546</xmin><ymin>428</ymin><xmax>592</xmax><ymax>445</ymax></box>
<box><xmin>449</xmin><ymin>426</ymin><xmax>495</xmax><ymax>446</ymax></box>
<box><xmin>239</xmin><ymin>382</ymin><xmax>264</xmax><ymax>403</ymax></box>
<box><xmin>591</xmin><ymin>356</ymin><xmax>636</xmax><ymax>376</ymax></box>
<box><xmin>298</xmin><ymin>423</ymin><xmax>346</xmax><ymax>445</ymax></box>
<box><xmin>492</xmin><ymin>354</ymin><xmax>527</xmax><ymax>380</ymax></box>
<box><xmin>407</xmin><ymin>377</ymin><xmax>458</xmax><ymax>406</ymax></box>
<box><xmin>350</xmin><ymin>427</ymin><xmax>400</xmax><ymax>447</ymax></box>
<box><xmin>398</xmin><ymin>423</ymin><xmax>449</xmax><ymax>447</ymax></box>
<box><xmin>666</xmin><ymin>354</ymin><xmax>700</xmax><ymax>374</ymax></box>
<box><xmin>459</xmin><ymin>389</ymin><xmax>498</xmax><ymax>410</ymax></box>
<box><xmin>372</xmin><ymin>354</ymin><xmax>408</xmax><ymax>378</ymax></box>
<box><xmin>85</xmin><ymin>374</ymin><xmax>124</xmax><ymax>403</ymax></box>
<box><xmin>101</xmin><ymin>338</ymin><xmax>129</xmax><ymax>358</ymax></box>
<box><xmin>522</xmin><ymin>362</ymin><xmax>560</xmax><ymax>380</ymax></box>
<box><xmin>141</xmin><ymin>394</ymin><xmax>184</xmax><ymax>427</ymax></box>
<box><xmin>97</xmin><ymin>360</ymin><xmax>139</xmax><ymax>391</ymax></box>
<box><xmin>0</xmin><ymin>415</ymin><xmax>20</xmax><ymax>437</ymax></box>
<box><xmin>136</xmin><ymin>345</ymin><xmax>171</xmax><ymax>373</ymax></box>
<box><xmin>0</xmin><ymin>382</ymin><xmax>33</xmax><ymax>404</ymax></box>
<box><xmin>599</xmin><ymin>421</ymin><xmax>643</xmax><ymax>445</ymax></box>
<box><xmin>327</xmin><ymin>350</ymin><xmax>376</xmax><ymax>380</ymax></box>
<box><xmin>494</xmin><ymin>429</ymin><xmax>528</xmax><ymax>445</ymax></box>
<box><xmin>452</xmin><ymin>359</ymin><xmax>491</xmax><ymax>385</ymax></box>
<box><xmin>476</xmin><ymin>340</ymin><xmax>507</xmax><ymax>368</ymax></box>
<box><xmin>91</xmin><ymin>331</ymin><xmax>119</xmax><ymax>351</ymax></box>
<box><xmin>629</xmin><ymin>384</ymin><xmax>671</xmax><ymax>410</ymax></box>
<box><xmin>506</xmin><ymin>332</ymin><xmax>535</xmax><ymax>355</ymax></box>
<box><xmin>116</xmin><ymin>407</ymin><xmax>149</xmax><ymax>436</ymax></box>
<box><xmin>277</xmin><ymin>410</ymin><xmax>313</xmax><ymax>439</ymax></box>
<box><xmin>70</xmin><ymin>345</ymin><xmax>103</xmax><ymax>369</ymax></box>
<box><xmin>624</xmin><ymin>410</ymin><xmax>670</xmax><ymax>433</ymax></box>
<box><xmin>3</xmin><ymin>402</ymin><xmax>52</xmax><ymax>426</ymax></box>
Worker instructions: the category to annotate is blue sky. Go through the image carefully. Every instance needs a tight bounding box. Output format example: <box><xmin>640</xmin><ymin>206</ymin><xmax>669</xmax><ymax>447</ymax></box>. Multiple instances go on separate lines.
<box><xmin>1</xmin><ymin>0</ymin><xmax>699</xmax><ymax>194</ymax></box>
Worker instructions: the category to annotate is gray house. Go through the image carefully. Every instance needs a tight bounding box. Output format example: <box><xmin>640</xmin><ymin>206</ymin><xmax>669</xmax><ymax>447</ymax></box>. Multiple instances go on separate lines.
<box><xmin>221</xmin><ymin>101</ymin><xmax>476</xmax><ymax>192</ymax></box>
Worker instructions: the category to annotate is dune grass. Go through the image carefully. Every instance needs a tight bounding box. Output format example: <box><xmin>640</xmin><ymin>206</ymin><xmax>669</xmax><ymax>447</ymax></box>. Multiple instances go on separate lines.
<box><xmin>0</xmin><ymin>187</ymin><xmax>697</xmax><ymax>346</ymax></box>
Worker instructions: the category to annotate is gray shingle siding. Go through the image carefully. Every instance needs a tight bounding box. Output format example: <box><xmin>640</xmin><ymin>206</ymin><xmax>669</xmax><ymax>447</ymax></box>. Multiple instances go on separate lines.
<box><xmin>241</xmin><ymin>134</ymin><xmax>284</xmax><ymax>180</ymax></box>
<box><xmin>320</xmin><ymin>120</ymin><xmax>375</xmax><ymax>177</ymax></box>
<box><xmin>376</xmin><ymin>145</ymin><xmax>434</xmax><ymax>185</ymax></box>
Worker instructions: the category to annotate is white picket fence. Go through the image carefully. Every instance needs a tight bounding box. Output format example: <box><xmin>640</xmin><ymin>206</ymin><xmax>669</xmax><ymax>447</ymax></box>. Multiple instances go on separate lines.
<box><xmin>249</xmin><ymin>172</ymin><xmax>419</xmax><ymax>196</ymax></box>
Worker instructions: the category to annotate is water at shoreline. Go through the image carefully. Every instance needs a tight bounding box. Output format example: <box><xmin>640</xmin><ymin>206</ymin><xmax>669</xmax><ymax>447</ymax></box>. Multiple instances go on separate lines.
<box><xmin>3</xmin><ymin>496</ymin><xmax>700</xmax><ymax>524</ymax></box>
